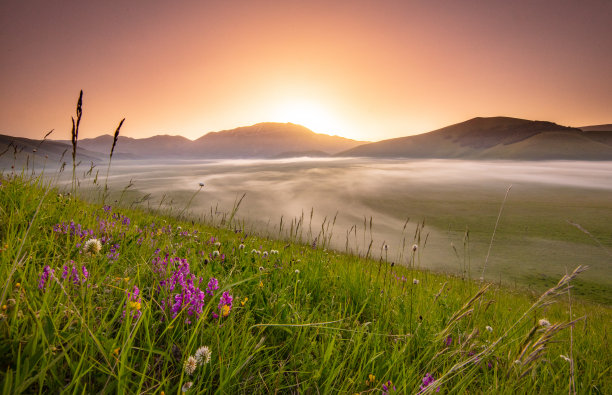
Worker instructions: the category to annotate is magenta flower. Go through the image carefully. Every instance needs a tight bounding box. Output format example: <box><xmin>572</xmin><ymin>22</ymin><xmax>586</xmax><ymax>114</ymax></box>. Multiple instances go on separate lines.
<box><xmin>38</xmin><ymin>265</ymin><xmax>54</xmax><ymax>290</ymax></box>
<box><xmin>419</xmin><ymin>373</ymin><xmax>439</xmax><ymax>393</ymax></box>
<box><xmin>206</xmin><ymin>277</ymin><xmax>219</xmax><ymax>296</ymax></box>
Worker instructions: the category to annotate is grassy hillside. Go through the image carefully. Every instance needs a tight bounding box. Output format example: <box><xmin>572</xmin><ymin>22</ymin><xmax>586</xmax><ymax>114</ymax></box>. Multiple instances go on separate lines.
<box><xmin>0</xmin><ymin>173</ymin><xmax>610</xmax><ymax>393</ymax></box>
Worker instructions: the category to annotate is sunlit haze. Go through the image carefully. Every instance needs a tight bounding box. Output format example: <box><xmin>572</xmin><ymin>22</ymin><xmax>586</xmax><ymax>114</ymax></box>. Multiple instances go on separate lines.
<box><xmin>1</xmin><ymin>0</ymin><xmax>611</xmax><ymax>141</ymax></box>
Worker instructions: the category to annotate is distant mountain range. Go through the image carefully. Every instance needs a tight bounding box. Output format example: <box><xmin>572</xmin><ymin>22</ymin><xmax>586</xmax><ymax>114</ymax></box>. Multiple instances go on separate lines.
<box><xmin>339</xmin><ymin>117</ymin><xmax>612</xmax><ymax>160</ymax></box>
<box><xmin>60</xmin><ymin>122</ymin><xmax>364</xmax><ymax>159</ymax></box>
<box><xmin>2</xmin><ymin>118</ymin><xmax>612</xmax><ymax>165</ymax></box>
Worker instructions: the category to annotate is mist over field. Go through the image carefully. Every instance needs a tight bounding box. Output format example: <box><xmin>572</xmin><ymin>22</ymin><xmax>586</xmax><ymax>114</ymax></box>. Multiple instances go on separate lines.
<box><xmin>88</xmin><ymin>158</ymin><xmax>612</xmax><ymax>303</ymax></box>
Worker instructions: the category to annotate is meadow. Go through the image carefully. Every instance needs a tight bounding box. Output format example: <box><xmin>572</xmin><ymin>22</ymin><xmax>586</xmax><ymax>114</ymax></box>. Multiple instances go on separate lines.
<box><xmin>0</xmin><ymin>166</ymin><xmax>611</xmax><ymax>393</ymax></box>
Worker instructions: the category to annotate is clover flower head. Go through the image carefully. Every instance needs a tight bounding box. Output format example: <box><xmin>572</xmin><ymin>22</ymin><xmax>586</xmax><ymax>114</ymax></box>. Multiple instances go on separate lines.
<box><xmin>538</xmin><ymin>318</ymin><xmax>551</xmax><ymax>327</ymax></box>
<box><xmin>413</xmin><ymin>278</ymin><xmax>419</xmax><ymax>285</ymax></box>
<box><xmin>181</xmin><ymin>381</ymin><xmax>193</xmax><ymax>392</ymax></box>
<box><xmin>84</xmin><ymin>238</ymin><xmax>102</xmax><ymax>255</ymax></box>
<box><xmin>239</xmin><ymin>244</ymin><xmax>245</xmax><ymax>250</ymax></box>
<box><xmin>486</xmin><ymin>325</ymin><xmax>493</xmax><ymax>332</ymax></box>
<box><xmin>195</xmin><ymin>346</ymin><xmax>211</xmax><ymax>364</ymax></box>
<box><xmin>184</xmin><ymin>356</ymin><xmax>198</xmax><ymax>375</ymax></box>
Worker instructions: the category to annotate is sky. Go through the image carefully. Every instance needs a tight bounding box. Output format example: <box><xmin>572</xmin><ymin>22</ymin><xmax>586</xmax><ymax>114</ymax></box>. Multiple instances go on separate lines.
<box><xmin>1</xmin><ymin>0</ymin><xmax>611</xmax><ymax>142</ymax></box>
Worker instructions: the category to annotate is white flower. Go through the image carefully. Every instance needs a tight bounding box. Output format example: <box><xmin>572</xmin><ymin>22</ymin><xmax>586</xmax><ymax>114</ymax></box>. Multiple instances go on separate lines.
<box><xmin>413</xmin><ymin>279</ymin><xmax>419</xmax><ymax>285</ymax></box>
<box><xmin>270</xmin><ymin>249</ymin><xmax>279</xmax><ymax>254</ymax></box>
<box><xmin>214</xmin><ymin>241</ymin><xmax>221</xmax><ymax>247</ymax></box>
<box><xmin>182</xmin><ymin>381</ymin><xmax>193</xmax><ymax>392</ymax></box>
<box><xmin>295</xmin><ymin>269</ymin><xmax>300</xmax><ymax>274</ymax></box>
<box><xmin>183</xmin><ymin>356</ymin><xmax>198</xmax><ymax>375</ymax></box>
<box><xmin>538</xmin><ymin>319</ymin><xmax>551</xmax><ymax>328</ymax></box>
<box><xmin>195</xmin><ymin>346</ymin><xmax>211</xmax><ymax>364</ymax></box>
<box><xmin>485</xmin><ymin>326</ymin><xmax>493</xmax><ymax>333</ymax></box>
<box><xmin>83</xmin><ymin>238</ymin><xmax>102</xmax><ymax>255</ymax></box>
<box><xmin>212</xmin><ymin>250</ymin><xmax>220</xmax><ymax>257</ymax></box>
<box><xmin>258</xmin><ymin>266</ymin><xmax>265</xmax><ymax>272</ymax></box>
<box><xmin>262</xmin><ymin>251</ymin><xmax>269</xmax><ymax>258</ymax></box>
<box><xmin>238</xmin><ymin>244</ymin><xmax>245</xmax><ymax>250</ymax></box>
<box><xmin>384</xmin><ymin>244</ymin><xmax>388</xmax><ymax>251</ymax></box>
<box><xmin>412</xmin><ymin>244</ymin><xmax>418</xmax><ymax>252</ymax></box>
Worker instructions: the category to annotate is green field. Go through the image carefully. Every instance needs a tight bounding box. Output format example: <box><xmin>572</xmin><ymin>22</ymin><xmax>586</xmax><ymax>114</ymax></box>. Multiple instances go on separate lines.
<box><xmin>1</xmin><ymin>172</ymin><xmax>611</xmax><ymax>393</ymax></box>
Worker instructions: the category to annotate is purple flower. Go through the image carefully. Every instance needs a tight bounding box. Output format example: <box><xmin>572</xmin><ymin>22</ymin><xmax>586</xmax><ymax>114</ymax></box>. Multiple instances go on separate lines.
<box><xmin>38</xmin><ymin>265</ymin><xmax>54</xmax><ymax>290</ymax></box>
<box><xmin>206</xmin><ymin>277</ymin><xmax>219</xmax><ymax>296</ymax></box>
<box><xmin>445</xmin><ymin>336</ymin><xmax>452</xmax><ymax>347</ymax></box>
<box><xmin>419</xmin><ymin>373</ymin><xmax>439</xmax><ymax>393</ymax></box>
<box><xmin>81</xmin><ymin>265</ymin><xmax>89</xmax><ymax>280</ymax></box>
<box><xmin>218</xmin><ymin>291</ymin><xmax>233</xmax><ymax>317</ymax></box>
<box><xmin>382</xmin><ymin>380</ymin><xmax>396</xmax><ymax>395</ymax></box>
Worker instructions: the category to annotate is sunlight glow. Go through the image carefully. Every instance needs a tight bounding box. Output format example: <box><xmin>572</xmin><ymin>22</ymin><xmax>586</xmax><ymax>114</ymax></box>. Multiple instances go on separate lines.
<box><xmin>271</xmin><ymin>99</ymin><xmax>344</xmax><ymax>136</ymax></box>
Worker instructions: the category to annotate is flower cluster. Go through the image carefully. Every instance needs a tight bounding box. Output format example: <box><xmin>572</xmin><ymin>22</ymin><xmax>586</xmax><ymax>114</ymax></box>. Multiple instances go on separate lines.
<box><xmin>419</xmin><ymin>373</ymin><xmax>439</xmax><ymax>393</ymax></box>
<box><xmin>61</xmin><ymin>261</ymin><xmax>89</xmax><ymax>285</ymax></box>
<box><xmin>216</xmin><ymin>291</ymin><xmax>233</xmax><ymax>318</ymax></box>
<box><xmin>125</xmin><ymin>285</ymin><xmax>142</xmax><ymax>320</ymax></box>
<box><xmin>53</xmin><ymin>220</ymin><xmax>94</xmax><ymax>239</ymax></box>
<box><xmin>382</xmin><ymin>380</ymin><xmax>396</xmax><ymax>394</ymax></box>
<box><xmin>38</xmin><ymin>265</ymin><xmax>54</xmax><ymax>290</ymax></box>
<box><xmin>155</xmin><ymin>256</ymin><xmax>216</xmax><ymax>323</ymax></box>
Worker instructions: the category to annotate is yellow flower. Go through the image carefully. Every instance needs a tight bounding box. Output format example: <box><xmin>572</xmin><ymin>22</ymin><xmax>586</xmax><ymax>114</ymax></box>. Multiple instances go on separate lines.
<box><xmin>113</xmin><ymin>347</ymin><xmax>120</xmax><ymax>355</ymax></box>
<box><xmin>1</xmin><ymin>305</ymin><xmax>6</xmax><ymax>310</ymax></box>
<box><xmin>366</xmin><ymin>374</ymin><xmax>375</xmax><ymax>386</ymax></box>
<box><xmin>221</xmin><ymin>304</ymin><xmax>230</xmax><ymax>317</ymax></box>
<box><xmin>129</xmin><ymin>301</ymin><xmax>141</xmax><ymax>310</ymax></box>
<box><xmin>15</xmin><ymin>283</ymin><xmax>20</xmax><ymax>288</ymax></box>
<box><xmin>258</xmin><ymin>281</ymin><xmax>263</xmax><ymax>289</ymax></box>
<box><xmin>241</xmin><ymin>297</ymin><xmax>248</xmax><ymax>306</ymax></box>
<box><xmin>124</xmin><ymin>277</ymin><xmax>130</xmax><ymax>282</ymax></box>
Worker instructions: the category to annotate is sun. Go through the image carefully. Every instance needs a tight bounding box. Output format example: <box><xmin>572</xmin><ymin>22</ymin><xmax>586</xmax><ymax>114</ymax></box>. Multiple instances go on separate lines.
<box><xmin>272</xmin><ymin>99</ymin><xmax>343</xmax><ymax>136</ymax></box>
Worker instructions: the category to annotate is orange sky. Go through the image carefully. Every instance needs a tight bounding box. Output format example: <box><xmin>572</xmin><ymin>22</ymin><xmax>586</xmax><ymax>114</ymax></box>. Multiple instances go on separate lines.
<box><xmin>1</xmin><ymin>0</ymin><xmax>611</xmax><ymax>142</ymax></box>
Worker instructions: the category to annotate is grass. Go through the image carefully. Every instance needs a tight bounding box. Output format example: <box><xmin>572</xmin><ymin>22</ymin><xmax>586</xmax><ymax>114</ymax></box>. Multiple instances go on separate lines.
<box><xmin>0</xmin><ymin>171</ymin><xmax>610</xmax><ymax>394</ymax></box>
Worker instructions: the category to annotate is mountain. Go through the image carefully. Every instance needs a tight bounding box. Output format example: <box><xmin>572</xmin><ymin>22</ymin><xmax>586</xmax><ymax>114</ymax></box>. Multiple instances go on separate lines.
<box><xmin>67</xmin><ymin>123</ymin><xmax>364</xmax><ymax>159</ymax></box>
<box><xmin>339</xmin><ymin>117</ymin><xmax>612</xmax><ymax>160</ymax></box>
<box><xmin>69</xmin><ymin>134</ymin><xmax>193</xmax><ymax>159</ymax></box>
<box><xmin>580</xmin><ymin>124</ymin><xmax>612</xmax><ymax>132</ymax></box>
<box><xmin>0</xmin><ymin>134</ymin><xmax>103</xmax><ymax>168</ymax></box>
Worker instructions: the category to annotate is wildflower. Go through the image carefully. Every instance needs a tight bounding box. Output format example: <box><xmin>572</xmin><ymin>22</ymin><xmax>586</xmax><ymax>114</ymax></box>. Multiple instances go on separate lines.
<box><xmin>113</xmin><ymin>347</ymin><xmax>120</xmax><ymax>355</ymax></box>
<box><xmin>412</xmin><ymin>244</ymin><xmax>418</xmax><ymax>252</ymax></box>
<box><xmin>195</xmin><ymin>346</ymin><xmax>212</xmax><ymax>364</ymax></box>
<box><xmin>181</xmin><ymin>382</ymin><xmax>193</xmax><ymax>392</ymax></box>
<box><xmin>382</xmin><ymin>380</ymin><xmax>396</xmax><ymax>395</ymax></box>
<box><xmin>486</xmin><ymin>325</ymin><xmax>493</xmax><ymax>332</ymax></box>
<box><xmin>366</xmin><ymin>373</ymin><xmax>375</xmax><ymax>386</ymax></box>
<box><xmin>83</xmin><ymin>238</ymin><xmax>102</xmax><ymax>255</ymax></box>
<box><xmin>218</xmin><ymin>291</ymin><xmax>233</xmax><ymax>317</ymax></box>
<box><xmin>239</xmin><ymin>243</ymin><xmax>245</xmax><ymax>250</ymax></box>
<box><xmin>259</xmin><ymin>266</ymin><xmax>265</xmax><ymax>272</ymax></box>
<box><xmin>1</xmin><ymin>305</ymin><xmax>6</xmax><ymax>310</ymax></box>
<box><xmin>206</xmin><ymin>277</ymin><xmax>219</xmax><ymax>296</ymax></box>
<box><xmin>384</xmin><ymin>244</ymin><xmax>388</xmax><ymax>251</ymax></box>
<box><xmin>445</xmin><ymin>336</ymin><xmax>452</xmax><ymax>347</ymax></box>
<box><xmin>251</xmin><ymin>249</ymin><xmax>258</xmax><ymax>254</ymax></box>
<box><xmin>15</xmin><ymin>283</ymin><xmax>20</xmax><ymax>288</ymax></box>
<box><xmin>258</xmin><ymin>281</ymin><xmax>264</xmax><ymax>288</ymax></box>
<box><xmin>538</xmin><ymin>318</ymin><xmax>551</xmax><ymax>327</ymax></box>
<box><xmin>262</xmin><ymin>251</ymin><xmax>269</xmax><ymax>258</ymax></box>
<box><xmin>199</xmin><ymin>182</ymin><xmax>205</xmax><ymax>187</ymax></box>
<box><xmin>241</xmin><ymin>297</ymin><xmax>248</xmax><ymax>306</ymax></box>
<box><xmin>419</xmin><ymin>373</ymin><xmax>439</xmax><ymax>393</ymax></box>
<box><xmin>270</xmin><ymin>249</ymin><xmax>279</xmax><ymax>254</ymax></box>
<box><xmin>184</xmin><ymin>356</ymin><xmax>198</xmax><ymax>375</ymax></box>
<box><xmin>295</xmin><ymin>269</ymin><xmax>300</xmax><ymax>274</ymax></box>
<box><xmin>413</xmin><ymin>278</ymin><xmax>419</xmax><ymax>284</ymax></box>
<box><xmin>214</xmin><ymin>241</ymin><xmax>221</xmax><ymax>247</ymax></box>
<box><xmin>212</xmin><ymin>250</ymin><xmax>220</xmax><ymax>257</ymax></box>
<box><xmin>38</xmin><ymin>265</ymin><xmax>54</xmax><ymax>290</ymax></box>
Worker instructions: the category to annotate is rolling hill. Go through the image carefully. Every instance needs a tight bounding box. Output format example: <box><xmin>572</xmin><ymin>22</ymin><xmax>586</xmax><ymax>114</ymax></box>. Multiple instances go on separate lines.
<box><xmin>67</xmin><ymin>123</ymin><xmax>364</xmax><ymax>159</ymax></box>
<box><xmin>339</xmin><ymin>117</ymin><xmax>612</xmax><ymax>160</ymax></box>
